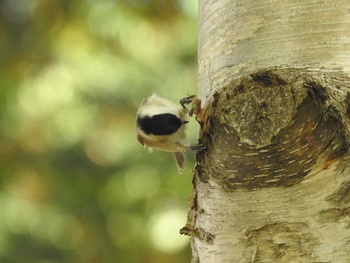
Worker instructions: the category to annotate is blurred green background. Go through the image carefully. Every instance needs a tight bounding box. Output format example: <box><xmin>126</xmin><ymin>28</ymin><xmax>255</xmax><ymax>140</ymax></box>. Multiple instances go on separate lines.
<box><xmin>0</xmin><ymin>0</ymin><xmax>198</xmax><ymax>262</ymax></box>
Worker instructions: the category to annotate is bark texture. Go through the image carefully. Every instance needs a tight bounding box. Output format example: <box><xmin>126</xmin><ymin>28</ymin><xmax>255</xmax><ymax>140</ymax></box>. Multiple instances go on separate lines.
<box><xmin>183</xmin><ymin>0</ymin><xmax>350</xmax><ymax>262</ymax></box>
<box><xmin>198</xmin><ymin>0</ymin><xmax>350</xmax><ymax>105</ymax></box>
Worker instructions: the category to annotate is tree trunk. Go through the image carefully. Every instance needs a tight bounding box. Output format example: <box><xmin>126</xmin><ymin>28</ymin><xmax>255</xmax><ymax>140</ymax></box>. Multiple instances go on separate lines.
<box><xmin>182</xmin><ymin>0</ymin><xmax>350</xmax><ymax>262</ymax></box>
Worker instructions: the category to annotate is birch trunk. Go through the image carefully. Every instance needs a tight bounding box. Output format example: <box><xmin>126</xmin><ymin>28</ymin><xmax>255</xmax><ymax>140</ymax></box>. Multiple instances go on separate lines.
<box><xmin>182</xmin><ymin>0</ymin><xmax>350</xmax><ymax>262</ymax></box>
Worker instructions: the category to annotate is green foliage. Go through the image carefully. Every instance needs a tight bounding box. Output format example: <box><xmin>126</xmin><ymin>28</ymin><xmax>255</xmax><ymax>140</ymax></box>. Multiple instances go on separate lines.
<box><xmin>0</xmin><ymin>0</ymin><xmax>198</xmax><ymax>262</ymax></box>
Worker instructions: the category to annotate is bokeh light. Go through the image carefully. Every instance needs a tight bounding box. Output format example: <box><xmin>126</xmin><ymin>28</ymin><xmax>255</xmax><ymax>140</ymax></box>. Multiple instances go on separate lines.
<box><xmin>149</xmin><ymin>208</ymin><xmax>189</xmax><ymax>253</ymax></box>
<box><xmin>0</xmin><ymin>0</ymin><xmax>197</xmax><ymax>262</ymax></box>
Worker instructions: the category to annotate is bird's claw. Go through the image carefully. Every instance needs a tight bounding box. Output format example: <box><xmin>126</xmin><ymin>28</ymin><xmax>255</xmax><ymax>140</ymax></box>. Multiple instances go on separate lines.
<box><xmin>190</xmin><ymin>143</ymin><xmax>206</xmax><ymax>151</ymax></box>
<box><xmin>180</xmin><ymin>95</ymin><xmax>196</xmax><ymax>109</ymax></box>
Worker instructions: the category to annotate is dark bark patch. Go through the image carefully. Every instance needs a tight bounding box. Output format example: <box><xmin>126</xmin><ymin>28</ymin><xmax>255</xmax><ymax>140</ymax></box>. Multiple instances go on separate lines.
<box><xmin>250</xmin><ymin>70</ymin><xmax>287</xmax><ymax>87</ymax></box>
<box><xmin>346</xmin><ymin>92</ymin><xmax>350</xmax><ymax>117</ymax></box>
<box><xmin>233</xmin><ymin>84</ymin><xmax>245</xmax><ymax>96</ymax></box>
<box><xmin>197</xmin><ymin>70</ymin><xmax>349</xmax><ymax>190</ymax></box>
<box><xmin>303</xmin><ymin>82</ymin><xmax>328</xmax><ymax>102</ymax></box>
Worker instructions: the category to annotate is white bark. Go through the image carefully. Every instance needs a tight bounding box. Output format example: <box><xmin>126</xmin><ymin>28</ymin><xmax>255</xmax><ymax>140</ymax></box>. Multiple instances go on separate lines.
<box><xmin>198</xmin><ymin>0</ymin><xmax>350</xmax><ymax>105</ymax></box>
<box><xmin>183</xmin><ymin>0</ymin><xmax>350</xmax><ymax>262</ymax></box>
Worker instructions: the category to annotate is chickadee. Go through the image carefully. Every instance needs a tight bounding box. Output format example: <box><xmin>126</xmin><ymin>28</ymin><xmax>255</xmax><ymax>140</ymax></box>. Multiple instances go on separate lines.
<box><xmin>136</xmin><ymin>94</ymin><xmax>199</xmax><ymax>174</ymax></box>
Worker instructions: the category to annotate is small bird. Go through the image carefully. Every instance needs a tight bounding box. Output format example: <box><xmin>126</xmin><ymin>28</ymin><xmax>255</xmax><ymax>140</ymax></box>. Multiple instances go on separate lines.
<box><xmin>135</xmin><ymin>94</ymin><xmax>200</xmax><ymax>173</ymax></box>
